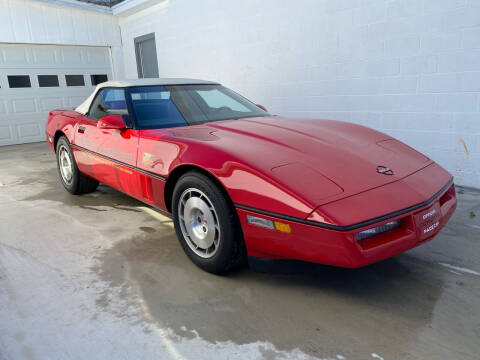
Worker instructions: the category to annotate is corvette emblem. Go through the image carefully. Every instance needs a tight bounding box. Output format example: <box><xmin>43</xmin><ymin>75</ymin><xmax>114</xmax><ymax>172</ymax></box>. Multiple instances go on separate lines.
<box><xmin>376</xmin><ymin>165</ymin><xmax>394</xmax><ymax>175</ymax></box>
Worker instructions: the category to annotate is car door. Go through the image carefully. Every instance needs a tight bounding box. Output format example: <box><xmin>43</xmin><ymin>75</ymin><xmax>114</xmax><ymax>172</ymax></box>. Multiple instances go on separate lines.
<box><xmin>73</xmin><ymin>88</ymin><xmax>141</xmax><ymax>196</ymax></box>
<box><xmin>129</xmin><ymin>85</ymin><xmax>187</xmax><ymax>208</ymax></box>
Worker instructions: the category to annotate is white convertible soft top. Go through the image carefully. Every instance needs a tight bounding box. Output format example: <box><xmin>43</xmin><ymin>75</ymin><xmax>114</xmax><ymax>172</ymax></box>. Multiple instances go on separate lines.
<box><xmin>74</xmin><ymin>78</ymin><xmax>219</xmax><ymax>115</ymax></box>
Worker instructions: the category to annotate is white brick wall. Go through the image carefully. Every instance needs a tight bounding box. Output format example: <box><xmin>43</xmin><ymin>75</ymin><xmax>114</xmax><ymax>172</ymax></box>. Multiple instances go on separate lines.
<box><xmin>118</xmin><ymin>0</ymin><xmax>480</xmax><ymax>188</ymax></box>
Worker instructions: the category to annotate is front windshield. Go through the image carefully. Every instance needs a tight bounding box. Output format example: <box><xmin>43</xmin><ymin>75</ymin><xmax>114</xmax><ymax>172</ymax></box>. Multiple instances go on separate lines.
<box><xmin>127</xmin><ymin>84</ymin><xmax>269</xmax><ymax>129</ymax></box>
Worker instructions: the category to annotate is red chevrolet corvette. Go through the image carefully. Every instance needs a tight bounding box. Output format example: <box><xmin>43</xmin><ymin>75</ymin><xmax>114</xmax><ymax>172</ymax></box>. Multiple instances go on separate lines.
<box><xmin>46</xmin><ymin>78</ymin><xmax>457</xmax><ymax>274</ymax></box>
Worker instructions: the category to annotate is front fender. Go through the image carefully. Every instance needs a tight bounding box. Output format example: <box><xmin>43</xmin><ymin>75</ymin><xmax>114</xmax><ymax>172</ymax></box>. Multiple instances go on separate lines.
<box><xmin>171</xmin><ymin>143</ymin><xmax>316</xmax><ymax>219</ymax></box>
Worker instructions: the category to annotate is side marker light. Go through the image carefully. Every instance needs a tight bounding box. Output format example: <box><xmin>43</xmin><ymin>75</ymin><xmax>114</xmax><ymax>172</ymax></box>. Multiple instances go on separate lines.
<box><xmin>246</xmin><ymin>215</ymin><xmax>292</xmax><ymax>233</ymax></box>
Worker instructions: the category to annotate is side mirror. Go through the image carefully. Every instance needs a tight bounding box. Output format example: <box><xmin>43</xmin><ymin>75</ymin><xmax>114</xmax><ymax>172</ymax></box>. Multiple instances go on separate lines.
<box><xmin>97</xmin><ymin>115</ymin><xmax>126</xmax><ymax>130</ymax></box>
<box><xmin>256</xmin><ymin>104</ymin><xmax>268</xmax><ymax>112</ymax></box>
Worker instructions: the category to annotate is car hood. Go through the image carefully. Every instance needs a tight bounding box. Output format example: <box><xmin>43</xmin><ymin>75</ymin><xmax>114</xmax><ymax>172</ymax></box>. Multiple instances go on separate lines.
<box><xmin>170</xmin><ymin>116</ymin><xmax>432</xmax><ymax>208</ymax></box>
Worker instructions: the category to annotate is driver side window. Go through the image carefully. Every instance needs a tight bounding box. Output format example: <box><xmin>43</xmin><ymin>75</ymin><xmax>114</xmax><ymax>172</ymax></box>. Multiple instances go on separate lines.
<box><xmin>88</xmin><ymin>88</ymin><xmax>127</xmax><ymax>121</ymax></box>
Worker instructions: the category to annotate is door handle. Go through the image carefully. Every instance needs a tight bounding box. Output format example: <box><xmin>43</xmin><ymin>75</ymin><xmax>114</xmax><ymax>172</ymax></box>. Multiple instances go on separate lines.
<box><xmin>78</xmin><ymin>126</ymin><xmax>86</xmax><ymax>134</ymax></box>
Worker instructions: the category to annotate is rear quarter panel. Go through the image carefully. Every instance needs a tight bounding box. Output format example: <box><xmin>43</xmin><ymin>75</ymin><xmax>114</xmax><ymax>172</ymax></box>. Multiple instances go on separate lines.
<box><xmin>46</xmin><ymin>110</ymin><xmax>82</xmax><ymax>152</ymax></box>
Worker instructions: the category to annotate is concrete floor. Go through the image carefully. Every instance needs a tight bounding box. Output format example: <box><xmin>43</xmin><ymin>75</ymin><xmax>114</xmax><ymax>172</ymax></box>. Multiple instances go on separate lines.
<box><xmin>0</xmin><ymin>142</ymin><xmax>479</xmax><ymax>360</ymax></box>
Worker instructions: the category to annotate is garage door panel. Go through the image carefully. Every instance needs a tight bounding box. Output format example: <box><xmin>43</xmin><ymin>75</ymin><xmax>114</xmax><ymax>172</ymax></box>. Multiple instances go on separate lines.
<box><xmin>0</xmin><ymin>125</ymin><xmax>14</xmax><ymax>144</ymax></box>
<box><xmin>40</xmin><ymin>97</ymin><xmax>64</xmax><ymax>111</ymax></box>
<box><xmin>32</xmin><ymin>47</ymin><xmax>58</xmax><ymax>66</ymax></box>
<box><xmin>9</xmin><ymin>113</ymin><xmax>46</xmax><ymax>140</ymax></box>
<box><xmin>16</xmin><ymin>123</ymin><xmax>42</xmax><ymax>140</ymax></box>
<box><xmin>67</xmin><ymin>96</ymin><xmax>88</xmax><ymax>108</ymax></box>
<box><xmin>3</xmin><ymin>46</ymin><xmax>29</xmax><ymax>65</ymax></box>
<box><xmin>5</xmin><ymin>112</ymin><xmax>46</xmax><ymax>124</ymax></box>
<box><xmin>0</xmin><ymin>43</ymin><xmax>112</xmax><ymax>145</ymax></box>
<box><xmin>11</xmin><ymin>98</ymin><xmax>37</xmax><ymax>114</ymax></box>
<box><xmin>61</xmin><ymin>47</ymin><xmax>84</xmax><ymax>65</ymax></box>
<box><xmin>86</xmin><ymin>48</ymin><xmax>110</xmax><ymax>67</ymax></box>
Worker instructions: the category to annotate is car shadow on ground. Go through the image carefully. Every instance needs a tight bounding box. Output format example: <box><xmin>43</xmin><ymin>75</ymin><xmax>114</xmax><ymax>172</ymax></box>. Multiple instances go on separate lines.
<box><xmin>91</xmin><ymin>217</ymin><xmax>447</xmax><ymax>358</ymax></box>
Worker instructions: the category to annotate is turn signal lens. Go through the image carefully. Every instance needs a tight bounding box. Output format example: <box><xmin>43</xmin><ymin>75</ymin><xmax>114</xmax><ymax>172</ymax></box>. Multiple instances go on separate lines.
<box><xmin>274</xmin><ymin>221</ymin><xmax>292</xmax><ymax>233</ymax></box>
<box><xmin>355</xmin><ymin>220</ymin><xmax>401</xmax><ymax>241</ymax></box>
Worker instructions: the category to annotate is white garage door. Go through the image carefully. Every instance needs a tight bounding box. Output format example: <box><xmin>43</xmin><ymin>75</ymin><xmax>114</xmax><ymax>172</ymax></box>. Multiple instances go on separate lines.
<box><xmin>0</xmin><ymin>43</ymin><xmax>113</xmax><ymax>146</ymax></box>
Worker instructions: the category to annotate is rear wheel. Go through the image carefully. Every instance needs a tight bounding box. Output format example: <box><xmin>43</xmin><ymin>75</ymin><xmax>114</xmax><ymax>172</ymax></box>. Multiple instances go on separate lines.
<box><xmin>56</xmin><ymin>136</ymin><xmax>98</xmax><ymax>195</ymax></box>
<box><xmin>172</xmin><ymin>171</ymin><xmax>245</xmax><ymax>274</ymax></box>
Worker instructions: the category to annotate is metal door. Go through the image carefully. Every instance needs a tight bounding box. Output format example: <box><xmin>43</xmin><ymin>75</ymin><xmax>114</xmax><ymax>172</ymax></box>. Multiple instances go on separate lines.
<box><xmin>134</xmin><ymin>33</ymin><xmax>159</xmax><ymax>79</ymax></box>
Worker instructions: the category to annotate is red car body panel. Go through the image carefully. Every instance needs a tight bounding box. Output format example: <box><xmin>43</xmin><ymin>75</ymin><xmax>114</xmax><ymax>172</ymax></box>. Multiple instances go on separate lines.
<box><xmin>239</xmin><ymin>166</ymin><xmax>456</xmax><ymax>266</ymax></box>
<box><xmin>46</xmin><ymin>110</ymin><xmax>457</xmax><ymax>268</ymax></box>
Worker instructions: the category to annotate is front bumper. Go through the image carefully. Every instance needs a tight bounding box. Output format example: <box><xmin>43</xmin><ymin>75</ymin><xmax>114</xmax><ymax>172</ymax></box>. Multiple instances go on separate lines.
<box><xmin>236</xmin><ymin>181</ymin><xmax>457</xmax><ymax>268</ymax></box>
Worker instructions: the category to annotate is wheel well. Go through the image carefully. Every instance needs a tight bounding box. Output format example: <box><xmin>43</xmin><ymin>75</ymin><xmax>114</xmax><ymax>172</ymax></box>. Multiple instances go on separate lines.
<box><xmin>164</xmin><ymin>165</ymin><xmax>233</xmax><ymax>212</ymax></box>
<box><xmin>53</xmin><ymin>130</ymin><xmax>66</xmax><ymax>152</ymax></box>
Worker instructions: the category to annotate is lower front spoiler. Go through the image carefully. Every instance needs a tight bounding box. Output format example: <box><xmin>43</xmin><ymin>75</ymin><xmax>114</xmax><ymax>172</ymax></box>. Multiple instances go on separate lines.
<box><xmin>236</xmin><ymin>183</ymin><xmax>457</xmax><ymax>269</ymax></box>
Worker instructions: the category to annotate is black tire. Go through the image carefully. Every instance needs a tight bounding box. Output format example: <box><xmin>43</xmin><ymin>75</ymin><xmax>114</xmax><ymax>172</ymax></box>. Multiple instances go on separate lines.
<box><xmin>56</xmin><ymin>136</ymin><xmax>99</xmax><ymax>195</ymax></box>
<box><xmin>172</xmin><ymin>171</ymin><xmax>246</xmax><ymax>274</ymax></box>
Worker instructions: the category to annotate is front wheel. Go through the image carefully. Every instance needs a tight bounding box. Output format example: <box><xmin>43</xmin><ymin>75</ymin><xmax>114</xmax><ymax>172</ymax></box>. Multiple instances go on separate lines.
<box><xmin>172</xmin><ymin>171</ymin><xmax>245</xmax><ymax>274</ymax></box>
<box><xmin>56</xmin><ymin>136</ymin><xmax>98</xmax><ymax>195</ymax></box>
